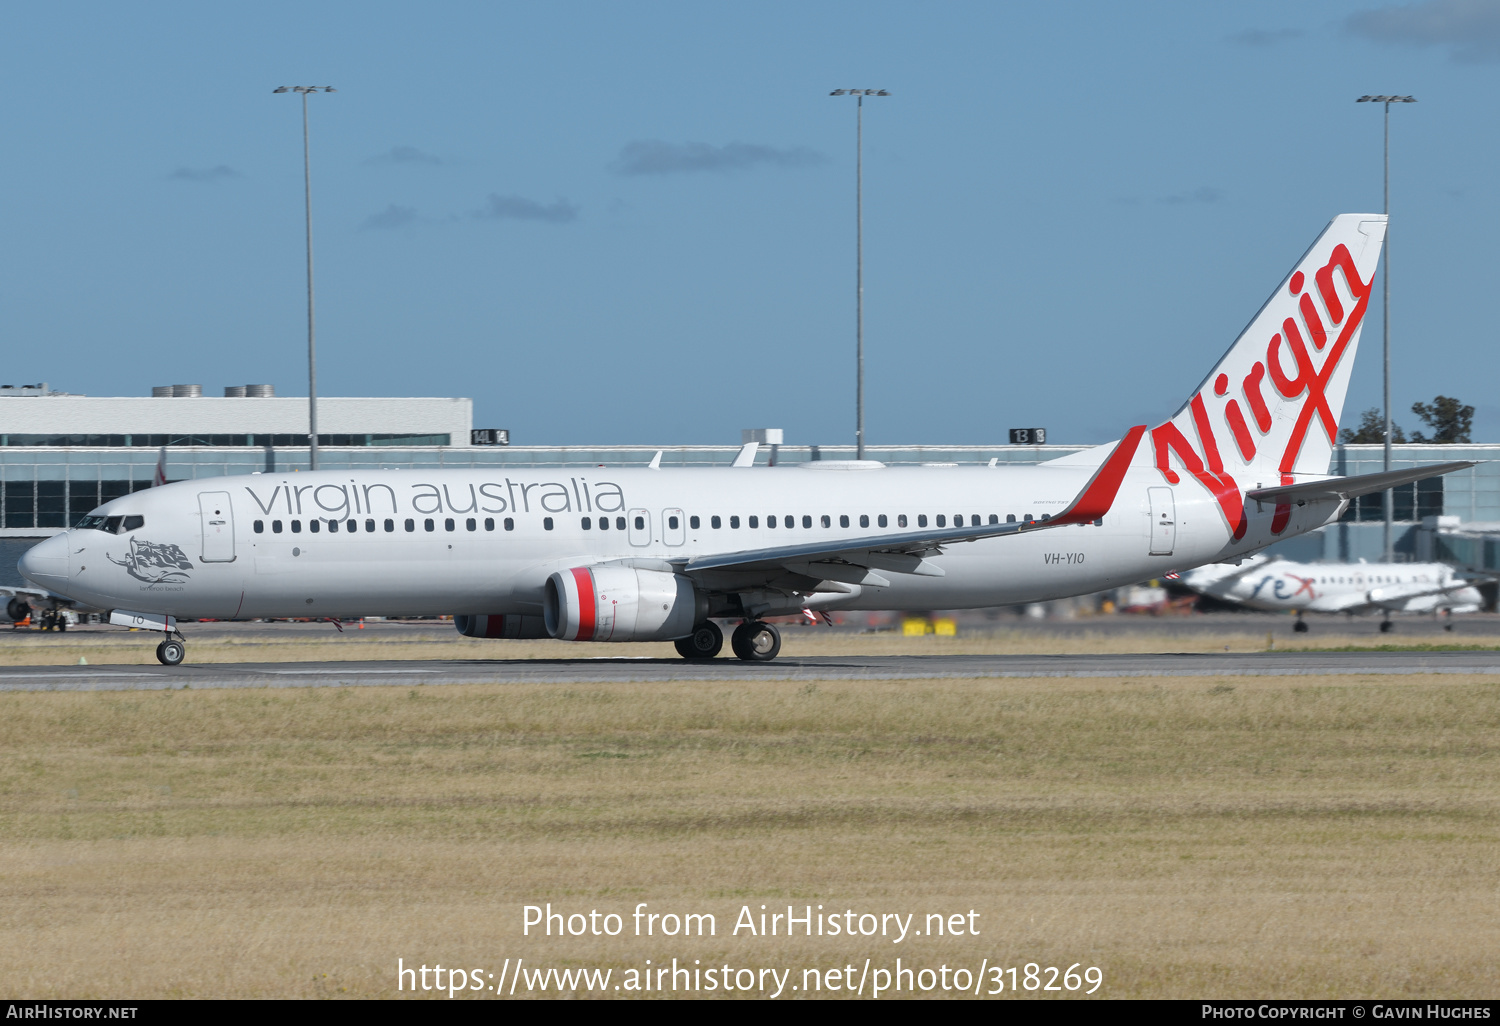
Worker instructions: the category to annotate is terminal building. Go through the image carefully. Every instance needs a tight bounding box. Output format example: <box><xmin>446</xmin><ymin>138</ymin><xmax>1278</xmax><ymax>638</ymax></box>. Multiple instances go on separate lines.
<box><xmin>1</xmin><ymin>382</ymin><xmax>1497</xmax><ymax>586</ymax></box>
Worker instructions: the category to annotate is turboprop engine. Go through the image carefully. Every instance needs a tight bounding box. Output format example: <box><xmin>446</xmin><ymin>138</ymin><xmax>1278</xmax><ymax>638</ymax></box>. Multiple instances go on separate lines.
<box><xmin>544</xmin><ymin>566</ymin><xmax>706</xmax><ymax>642</ymax></box>
<box><xmin>454</xmin><ymin>614</ymin><xmax>549</xmax><ymax>639</ymax></box>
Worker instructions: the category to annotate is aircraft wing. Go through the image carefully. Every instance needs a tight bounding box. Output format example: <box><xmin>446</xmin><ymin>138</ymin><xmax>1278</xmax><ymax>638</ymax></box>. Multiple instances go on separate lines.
<box><xmin>1245</xmin><ymin>462</ymin><xmax>1476</xmax><ymax>506</ymax></box>
<box><xmin>1308</xmin><ymin>578</ymin><xmax>1492</xmax><ymax>614</ymax></box>
<box><xmin>679</xmin><ymin>426</ymin><xmax>1146</xmax><ymax>585</ymax></box>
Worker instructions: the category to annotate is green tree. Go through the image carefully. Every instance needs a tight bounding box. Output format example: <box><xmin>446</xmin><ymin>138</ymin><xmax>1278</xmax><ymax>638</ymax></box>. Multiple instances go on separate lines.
<box><xmin>1410</xmin><ymin>396</ymin><xmax>1474</xmax><ymax>444</ymax></box>
<box><xmin>1339</xmin><ymin>407</ymin><xmax>1405</xmax><ymax>444</ymax></box>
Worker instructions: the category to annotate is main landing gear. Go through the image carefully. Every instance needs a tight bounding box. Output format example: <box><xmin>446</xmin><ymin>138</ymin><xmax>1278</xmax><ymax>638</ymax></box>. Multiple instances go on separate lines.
<box><xmin>1378</xmin><ymin>619</ymin><xmax>1394</xmax><ymax>634</ymax></box>
<box><xmin>672</xmin><ymin>620</ymin><xmax>783</xmax><ymax>662</ymax></box>
<box><xmin>674</xmin><ymin>621</ymin><xmax>724</xmax><ymax>661</ymax></box>
<box><xmin>731</xmin><ymin>620</ymin><xmax>781</xmax><ymax>662</ymax></box>
<box><xmin>1293</xmin><ymin>613</ymin><xmax>1309</xmax><ymax>634</ymax></box>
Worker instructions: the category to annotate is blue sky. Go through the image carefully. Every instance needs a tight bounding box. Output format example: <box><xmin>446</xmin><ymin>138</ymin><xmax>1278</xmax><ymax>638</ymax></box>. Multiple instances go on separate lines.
<box><xmin>2</xmin><ymin>1</ymin><xmax>1498</xmax><ymax>446</ymax></box>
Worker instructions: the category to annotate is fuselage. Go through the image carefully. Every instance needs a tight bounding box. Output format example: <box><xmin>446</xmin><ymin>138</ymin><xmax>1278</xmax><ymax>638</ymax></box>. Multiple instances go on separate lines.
<box><xmin>1182</xmin><ymin>557</ymin><xmax>1482</xmax><ymax>614</ymax></box>
<box><xmin>21</xmin><ymin>461</ymin><xmax>1343</xmax><ymax>622</ymax></box>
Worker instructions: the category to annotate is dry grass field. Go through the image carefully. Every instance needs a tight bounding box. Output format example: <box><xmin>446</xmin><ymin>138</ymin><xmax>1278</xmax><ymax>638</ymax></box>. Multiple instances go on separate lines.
<box><xmin>2</xmin><ymin>672</ymin><xmax>1497</xmax><ymax>999</ymax></box>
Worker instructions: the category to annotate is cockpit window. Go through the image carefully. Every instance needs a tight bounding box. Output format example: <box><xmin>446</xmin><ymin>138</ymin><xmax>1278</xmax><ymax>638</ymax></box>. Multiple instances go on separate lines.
<box><xmin>74</xmin><ymin>514</ymin><xmax>144</xmax><ymax>534</ymax></box>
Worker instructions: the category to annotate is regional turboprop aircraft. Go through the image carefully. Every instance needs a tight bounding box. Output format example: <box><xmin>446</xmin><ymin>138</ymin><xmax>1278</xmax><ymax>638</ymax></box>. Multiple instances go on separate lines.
<box><xmin>18</xmin><ymin>214</ymin><xmax>1477</xmax><ymax>665</ymax></box>
<box><xmin>1179</xmin><ymin>554</ymin><xmax>1487</xmax><ymax>632</ymax></box>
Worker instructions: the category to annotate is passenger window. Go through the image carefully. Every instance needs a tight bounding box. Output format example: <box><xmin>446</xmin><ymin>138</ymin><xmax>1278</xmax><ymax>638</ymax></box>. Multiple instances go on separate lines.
<box><xmin>748</xmin><ymin>516</ymin><xmax>759</xmax><ymax>529</ymax></box>
<box><xmin>767</xmin><ymin>516</ymin><xmax>777</xmax><ymax>529</ymax></box>
<box><xmin>254</xmin><ymin>520</ymin><xmax>264</xmax><ymax>534</ymax></box>
<box><xmin>839</xmin><ymin>515</ymin><xmax>850</xmax><ymax>528</ymax></box>
<box><xmin>711</xmin><ymin>516</ymin><xmax>722</xmax><ymax>529</ymax></box>
<box><xmin>405</xmin><ymin>518</ymin><xmax>415</xmax><ymax>532</ymax></box>
<box><xmin>730</xmin><ymin>516</ymin><xmax>740</xmax><ymax>529</ymax></box>
<box><xmin>581</xmin><ymin>517</ymin><xmax>592</xmax><ymax>530</ymax></box>
<box><xmin>821</xmin><ymin>515</ymin><xmax>831</xmax><ymax>528</ymax></box>
<box><xmin>347</xmin><ymin>519</ymin><xmax>358</xmax><ymax>533</ymax></box>
<box><xmin>444</xmin><ymin>518</ymin><xmax>455</xmax><ymax>532</ymax></box>
<box><xmin>1023</xmin><ymin>514</ymin><xmax>1034</xmax><ymax>522</ymax></box>
<box><xmin>936</xmin><ymin>515</ymin><xmax>946</xmax><ymax>527</ymax></box>
<box><xmin>803</xmin><ymin>515</ymin><xmax>812</xmax><ymax>528</ymax></box>
<box><xmin>544</xmin><ymin>517</ymin><xmax>554</xmax><ymax>531</ymax></box>
<box><xmin>918</xmin><ymin>515</ymin><xmax>928</xmax><ymax>527</ymax></box>
<box><xmin>690</xmin><ymin>515</ymin><xmax>700</xmax><ymax>530</ymax></box>
<box><xmin>504</xmin><ymin>518</ymin><xmax>514</xmax><ymax>531</ymax></box>
<box><xmin>633</xmin><ymin>515</ymin><xmax>645</xmax><ymax>531</ymax></box>
<box><xmin>1007</xmin><ymin>514</ymin><xmax>1016</xmax><ymax>523</ymax></box>
<box><xmin>484</xmin><ymin>518</ymin><xmax>494</xmax><ymax>531</ymax></box>
<box><xmin>329</xmin><ymin>520</ymin><xmax>339</xmax><ymax>533</ymax></box>
<box><xmin>898</xmin><ymin>514</ymin><xmax>907</xmax><ymax>528</ymax></box>
<box><xmin>877</xmin><ymin>514</ymin><xmax>887</xmax><ymax>528</ymax></box>
<box><xmin>123</xmin><ymin>515</ymin><xmax>144</xmax><ymax>532</ymax></box>
<box><xmin>273</xmin><ymin>520</ymin><xmax>283</xmax><ymax>534</ymax></box>
<box><xmin>989</xmin><ymin>514</ymin><xmax>999</xmax><ymax>525</ymax></box>
<box><xmin>385</xmin><ymin>519</ymin><xmax>395</xmax><ymax>532</ymax></box>
<box><xmin>424</xmin><ymin>519</ymin><xmax>434</xmax><ymax>532</ymax></box>
<box><xmin>466</xmin><ymin>518</ymin><xmax>476</xmax><ymax>532</ymax></box>
<box><xmin>615</xmin><ymin>517</ymin><xmax>626</xmax><ymax>530</ymax></box>
<box><xmin>291</xmin><ymin>520</ymin><xmax>302</xmax><ymax>534</ymax></box>
<box><xmin>859</xmin><ymin>515</ymin><xmax>869</xmax><ymax>528</ymax></box>
<box><xmin>668</xmin><ymin>515</ymin><xmax>680</xmax><ymax>530</ymax></box>
<box><xmin>310</xmin><ymin>519</ymin><xmax>321</xmax><ymax>533</ymax></box>
<box><xmin>366</xmin><ymin>519</ymin><xmax>376</xmax><ymax>532</ymax></box>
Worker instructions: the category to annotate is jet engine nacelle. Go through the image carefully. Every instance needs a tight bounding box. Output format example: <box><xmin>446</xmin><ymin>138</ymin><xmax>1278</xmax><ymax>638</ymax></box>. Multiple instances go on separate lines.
<box><xmin>454</xmin><ymin>614</ymin><xmax>550</xmax><ymax>639</ymax></box>
<box><xmin>544</xmin><ymin>566</ymin><xmax>705</xmax><ymax>642</ymax></box>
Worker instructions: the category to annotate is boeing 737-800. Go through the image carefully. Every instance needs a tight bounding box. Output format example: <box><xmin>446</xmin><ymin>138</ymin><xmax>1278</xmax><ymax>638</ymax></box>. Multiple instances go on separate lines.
<box><xmin>17</xmin><ymin>214</ymin><xmax>1476</xmax><ymax>665</ymax></box>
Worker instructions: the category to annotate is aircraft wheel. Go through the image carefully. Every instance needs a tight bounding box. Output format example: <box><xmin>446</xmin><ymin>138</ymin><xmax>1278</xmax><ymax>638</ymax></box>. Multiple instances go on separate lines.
<box><xmin>1293</xmin><ymin>620</ymin><xmax>1309</xmax><ymax>633</ymax></box>
<box><xmin>156</xmin><ymin>639</ymin><xmax>186</xmax><ymax>666</ymax></box>
<box><xmin>731</xmin><ymin>621</ymin><xmax>781</xmax><ymax>662</ymax></box>
<box><xmin>1444</xmin><ymin>623</ymin><xmax>1454</xmax><ymax>632</ymax></box>
<box><xmin>674</xmin><ymin>621</ymin><xmax>723</xmax><ymax>660</ymax></box>
<box><xmin>1378</xmin><ymin>620</ymin><xmax>1393</xmax><ymax>634</ymax></box>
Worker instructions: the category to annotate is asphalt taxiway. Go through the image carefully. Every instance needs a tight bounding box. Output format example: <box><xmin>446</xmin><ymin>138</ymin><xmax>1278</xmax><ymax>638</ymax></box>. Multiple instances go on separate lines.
<box><xmin>3</xmin><ymin>649</ymin><xmax>1500</xmax><ymax>691</ymax></box>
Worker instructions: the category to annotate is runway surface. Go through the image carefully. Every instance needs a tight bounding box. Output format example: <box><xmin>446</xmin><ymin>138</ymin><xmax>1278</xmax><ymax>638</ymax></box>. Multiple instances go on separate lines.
<box><xmin>4</xmin><ymin>649</ymin><xmax>1500</xmax><ymax>690</ymax></box>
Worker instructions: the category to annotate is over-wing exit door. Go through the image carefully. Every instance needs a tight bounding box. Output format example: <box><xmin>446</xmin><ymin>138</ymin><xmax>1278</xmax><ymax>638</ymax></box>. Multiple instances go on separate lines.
<box><xmin>1148</xmin><ymin>487</ymin><xmax>1175</xmax><ymax>556</ymax></box>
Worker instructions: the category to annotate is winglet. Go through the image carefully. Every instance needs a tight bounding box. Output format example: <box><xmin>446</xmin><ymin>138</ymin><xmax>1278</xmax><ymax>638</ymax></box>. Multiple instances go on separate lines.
<box><xmin>731</xmin><ymin>442</ymin><xmax>758</xmax><ymax>468</ymax></box>
<box><xmin>648</xmin><ymin>451</ymin><xmax>663</xmax><ymax>470</ymax></box>
<box><xmin>1046</xmin><ymin>426</ymin><xmax>1147</xmax><ymax>527</ymax></box>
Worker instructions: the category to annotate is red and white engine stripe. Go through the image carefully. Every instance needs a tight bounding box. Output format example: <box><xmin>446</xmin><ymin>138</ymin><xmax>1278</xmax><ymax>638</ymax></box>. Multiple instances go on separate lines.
<box><xmin>550</xmin><ymin>566</ymin><xmax>601</xmax><ymax>641</ymax></box>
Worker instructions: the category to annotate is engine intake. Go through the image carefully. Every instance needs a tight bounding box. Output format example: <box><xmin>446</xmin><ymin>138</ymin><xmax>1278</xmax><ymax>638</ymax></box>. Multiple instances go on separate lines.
<box><xmin>544</xmin><ymin>566</ymin><xmax>704</xmax><ymax>642</ymax></box>
<box><xmin>454</xmin><ymin>614</ymin><xmax>549</xmax><ymax>639</ymax></box>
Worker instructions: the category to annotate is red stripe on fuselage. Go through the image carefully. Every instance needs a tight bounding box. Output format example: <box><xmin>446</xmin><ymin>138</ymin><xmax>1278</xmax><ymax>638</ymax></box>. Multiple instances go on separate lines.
<box><xmin>569</xmin><ymin>567</ymin><xmax>597</xmax><ymax>640</ymax></box>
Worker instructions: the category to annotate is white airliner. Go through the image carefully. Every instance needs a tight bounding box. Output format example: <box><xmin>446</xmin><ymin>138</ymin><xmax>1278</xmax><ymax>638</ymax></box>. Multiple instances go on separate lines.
<box><xmin>17</xmin><ymin>214</ymin><xmax>1476</xmax><ymax>665</ymax></box>
<box><xmin>1178</xmin><ymin>554</ymin><xmax>1486</xmax><ymax>631</ymax></box>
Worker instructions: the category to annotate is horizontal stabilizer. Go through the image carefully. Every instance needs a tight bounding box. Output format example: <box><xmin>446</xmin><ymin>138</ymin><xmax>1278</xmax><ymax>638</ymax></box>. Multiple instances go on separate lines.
<box><xmin>1245</xmin><ymin>461</ymin><xmax>1475</xmax><ymax>505</ymax></box>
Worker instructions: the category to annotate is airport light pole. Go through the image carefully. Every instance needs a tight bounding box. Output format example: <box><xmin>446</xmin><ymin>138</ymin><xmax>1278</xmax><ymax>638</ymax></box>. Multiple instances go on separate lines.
<box><xmin>830</xmin><ymin>88</ymin><xmax>889</xmax><ymax>460</ymax></box>
<box><xmin>1357</xmin><ymin>94</ymin><xmax>1415</xmax><ymax>562</ymax></box>
<box><xmin>275</xmin><ymin>85</ymin><xmax>337</xmax><ymax>471</ymax></box>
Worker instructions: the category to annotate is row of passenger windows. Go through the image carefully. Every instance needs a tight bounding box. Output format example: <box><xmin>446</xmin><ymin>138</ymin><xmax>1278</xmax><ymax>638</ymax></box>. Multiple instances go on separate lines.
<box><xmin>252</xmin><ymin>512</ymin><xmax>1039</xmax><ymax>536</ymax></box>
<box><xmin>254</xmin><ymin>517</ymin><xmax>515</xmax><ymax>534</ymax></box>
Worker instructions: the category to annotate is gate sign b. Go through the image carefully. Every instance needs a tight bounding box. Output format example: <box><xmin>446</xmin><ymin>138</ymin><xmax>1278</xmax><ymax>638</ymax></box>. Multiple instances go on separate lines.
<box><xmin>1009</xmin><ymin>428</ymin><xmax>1046</xmax><ymax>444</ymax></box>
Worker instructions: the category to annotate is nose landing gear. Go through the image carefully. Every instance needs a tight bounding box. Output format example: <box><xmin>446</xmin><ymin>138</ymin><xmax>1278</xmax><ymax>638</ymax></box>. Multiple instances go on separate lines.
<box><xmin>1293</xmin><ymin>613</ymin><xmax>1309</xmax><ymax>633</ymax></box>
<box><xmin>155</xmin><ymin>638</ymin><xmax>186</xmax><ymax>665</ymax></box>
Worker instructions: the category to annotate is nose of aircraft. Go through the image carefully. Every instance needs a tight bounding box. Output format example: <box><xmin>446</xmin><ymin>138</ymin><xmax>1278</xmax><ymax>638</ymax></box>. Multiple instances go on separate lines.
<box><xmin>18</xmin><ymin>533</ymin><xmax>69</xmax><ymax>585</ymax></box>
